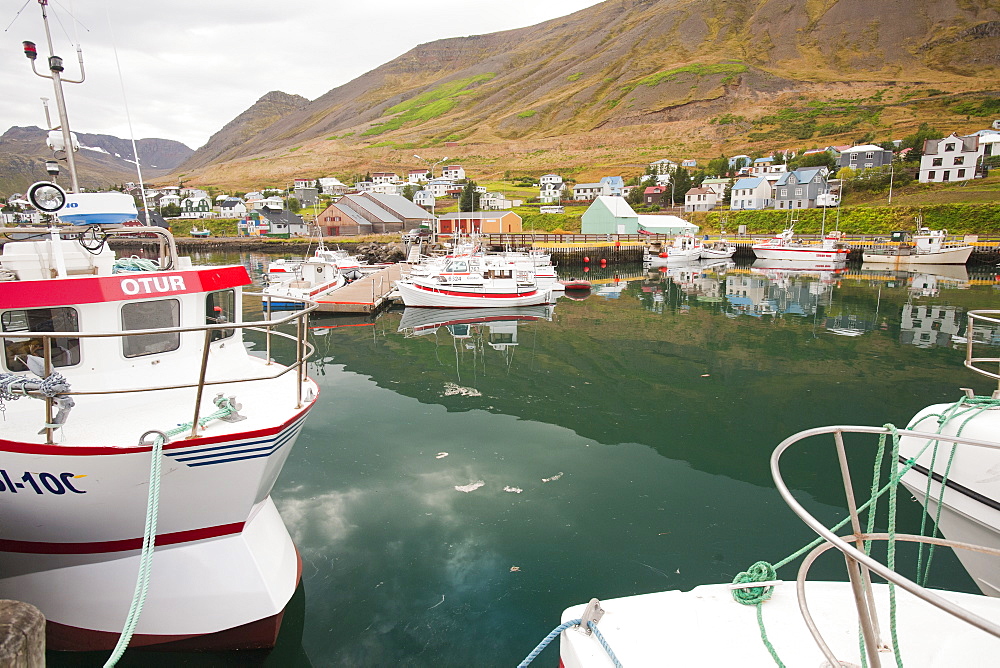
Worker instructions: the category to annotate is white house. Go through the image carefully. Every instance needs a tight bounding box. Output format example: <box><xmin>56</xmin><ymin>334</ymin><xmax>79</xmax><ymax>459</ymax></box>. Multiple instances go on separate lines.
<box><xmin>730</xmin><ymin>177</ymin><xmax>773</xmax><ymax>210</ymax></box>
<box><xmin>413</xmin><ymin>190</ymin><xmax>435</xmax><ymax>208</ymax></box>
<box><xmin>648</xmin><ymin>159</ymin><xmax>676</xmax><ymax>174</ymax></box>
<box><xmin>318</xmin><ymin>177</ymin><xmax>347</xmax><ymax>195</ymax></box>
<box><xmin>408</xmin><ymin>169</ymin><xmax>430</xmax><ymax>184</ymax></box>
<box><xmin>428</xmin><ymin>179</ymin><xmax>457</xmax><ymax>197</ymax></box>
<box><xmin>539</xmin><ymin>174</ymin><xmax>563</xmax><ymax>203</ymax></box>
<box><xmin>158</xmin><ymin>194</ymin><xmax>181</xmax><ymax>209</ymax></box>
<box><xmin>480</xmin><ymin>192</ymin><xmax>523</xmax><ymax>210</ymax></box>
<box><xmin>219</xmin><ymin>198</ymin><xmax>248</xmax><ymax>217</ymax></box>
<box><xmin>354</xmin><ymin>181</ymin><xmax>375</xmax><ymax>193</ymax></box>
<box><xmin>371</xmin><ymin>172</ymin><xmax>400</xmax><ymax>185</ymax></box>
<box><xmin>919</xmin><ymin>134</ymin><xmax>980</xmax><ymax>183</ymax></box>
<box><xmin>441</xmin><ymin>165</ymin><xmax>465</xmax><ymax>180</ymax></box>
<box><xmin>700</xmin><ymin>178</ymin><xmax>730</xmax><ymax>198</ymax></box>
<box><xmin>684</xmin><ymin>187</ymin><xmax>718</xmax><ymax>212</ymax></box>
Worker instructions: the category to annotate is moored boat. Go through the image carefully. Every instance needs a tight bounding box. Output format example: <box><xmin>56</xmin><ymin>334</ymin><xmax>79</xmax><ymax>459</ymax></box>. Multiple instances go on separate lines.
<box><xmin>700</xmin><ymin>238</ymin><xmax>737</xmax><ymax>259</ymax></box>
<box><xmin>396</xmin><ymin>254</ymin><xmax>553</xmax><ymax>308</ymax></box>
<box><xmin>863</xmin><ymin>227</ymin><xmax>973</xmax><ymax>265</ymax></box>
<box><xmin>0</xmin><ymin>3</ymin><xmax>319</xmax><ymax>654</ymax></box>
<box><xmin>645</xmin><ymin>234</ymin><xmax>704</xmax><ymax>265</ymax></box>
<box><xmin>190</xmin><ymin>226</ymin><xmax>211</xmax><ymax>238</ymax></box>
<box><xmin>264</xmin><ymin>256</ymin><xmax>347</xmax><ymax>309</ymax></box>
<box><xmin>751</xmin><ymin>227</ymin><xmax>849</xmax><ymax>262</ymax></box>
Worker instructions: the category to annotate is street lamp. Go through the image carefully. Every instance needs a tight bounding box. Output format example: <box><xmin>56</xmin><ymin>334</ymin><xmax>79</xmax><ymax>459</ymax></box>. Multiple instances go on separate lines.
<box><xmin>887</xmin><ymin>160</ymin><xmax>895</xmax><ymax>205</ymax></box>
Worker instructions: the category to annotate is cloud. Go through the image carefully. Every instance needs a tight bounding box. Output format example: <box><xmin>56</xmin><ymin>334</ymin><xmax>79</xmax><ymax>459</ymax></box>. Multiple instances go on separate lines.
<box><xmin>0</xmin><ymin>0</ymin><xmax>602</xmax><ymax>149</ymax></box>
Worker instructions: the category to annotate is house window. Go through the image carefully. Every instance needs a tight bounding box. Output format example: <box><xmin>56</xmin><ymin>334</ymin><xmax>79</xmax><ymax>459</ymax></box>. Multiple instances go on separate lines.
<box><xmin>945</xmin><ymin>143</ymin><xmax>955</xmax><ymax>151</ymax></box>
<box><xmin>932</xmin><ymin>158</ymin><xmax>943</xmax><ymax>166</ymax></box>
<box><xmin>958</xmin><ymin>169</ymin><xmax>966</xmax><ymax>178</ymax></box>
<box><xmin>122</xmin><ymin>299</ymin><xmax>180</xmax><ymax>358</ymax></box>
<box><xmin>953</xmin><ymin>156</ymin><xmax>964</xmax><ymax>165</ymax></box>
<box><xmin>928</xmin><ymin>171</ymin><xmax>936</xmax><ymax>179</ymax></box>
<box><xmin>849</xmin><ymin>154</ymin><xmax>858</xmax><ymax>161</ymax></box>
<box><xmin>779</xmin><ymin>189</ymin><xmax>787</xmax><ymax>197</ymax></box>
<box><xmin>865</xmin><ymin>152</ymin><xmax>874</xmax><ymax>159</ymax></box>
<box><xmin>943</xmin><ymin>171</ymin><xmax>951</xmax><ymax>181</ymax></box>
<box><xmin>2</xmin><ymin>307</ymin><xmax>81</xmax><ymax>372</ymax></box>
<box><xmin>795</xmin><ymin>188</ymin><xmax>803</xmax><ymax>196</ymax></box>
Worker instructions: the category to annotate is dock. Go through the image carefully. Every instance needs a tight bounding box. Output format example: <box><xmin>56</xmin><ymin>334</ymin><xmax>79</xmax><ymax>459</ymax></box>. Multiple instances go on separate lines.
<box><xmin>314</xmin><ymin>263</ymin><xmax>408</xmax><ymax>314</ymax></box>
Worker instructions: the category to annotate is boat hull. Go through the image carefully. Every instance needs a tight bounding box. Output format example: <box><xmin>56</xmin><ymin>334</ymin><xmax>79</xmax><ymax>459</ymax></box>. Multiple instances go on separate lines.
<box><xmin>751</xmin><ymin>246</ymin><xmax>849</xmax><ymax>262</ymax></box>
<box><xmin>899</xmin><ymin>402</ymin><xmax>1000</xmax><ymax>597</ymax></box>
<box><xmin>0</xmin><ymin>402</ymin><xmax>315</xmax><ymax>650</ymax></box>
<box><xmin>862</xmin><ymin>246</ymin><xmax>973</xmax><ymax>265</ymax></box>
<box><xmin>395</xmin><ymin>280</ymin><xmax>550</xmax><ymax>308</ymax></box>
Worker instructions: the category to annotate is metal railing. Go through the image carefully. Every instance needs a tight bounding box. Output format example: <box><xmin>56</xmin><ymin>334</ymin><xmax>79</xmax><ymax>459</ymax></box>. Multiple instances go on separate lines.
<box><xmin>771</xmin><ymin>424</ymin><xmax>1000</xmax><ymax>666</ymax></box>
<box><xmin>966</xmin><ymin>310</ymin><xmax>1000</xmax><ymax>383</ymax></box>
<box><xmin>1</xmin><ymin>293</ymin><xmax>317</xmax><ymax>444</ymax></box>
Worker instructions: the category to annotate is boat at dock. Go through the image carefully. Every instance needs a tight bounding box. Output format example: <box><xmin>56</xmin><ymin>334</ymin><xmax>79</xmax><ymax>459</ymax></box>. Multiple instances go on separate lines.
<box><xmin>863</xmin><ymin>227</ymin><xmax>974</xmax><ymax>265</ymax></box>
<box><xmin>700</xmin><ymin>238</ymin><xmax>737</xmax><ymax>259</ymax></box>
<box><xmin>751</xmin><ymin>227</ymin><xmax>850</xmax><ymax>263</ymax></box>
<box><xmin>644</xmin><ymin>234</ymin><xmax>704</xmax><ymax>265</ymax></box>
<box><xmin>0</xmin><ymin>3</ymin><xmax>318</xmax><ymax>655</ymax></box>
<box><xmin>396</xmin><ymin>254</ymin><xmax>553</xmax><ymax>308</ymax></box>
<box><xmin>264</xmin><ymin>256</ymin><xmax>347</xmax><ymax>310</ymax></box>
<box><xmin>190</xmin><ymin>226</ymin><xmax>211</xmax><ymax>238</ymax></box>
<box><xmin>537</xmin><ymin>309</ymin><xmax>1000</xmax><ymax>667</ymax></box>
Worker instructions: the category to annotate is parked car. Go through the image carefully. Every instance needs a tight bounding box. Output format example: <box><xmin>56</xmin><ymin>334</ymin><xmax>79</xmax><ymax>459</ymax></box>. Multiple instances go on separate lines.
<box><xmin>402</xmin><ymin>228</ymin><xmax>432</xmax><ymax>241</ymax></box>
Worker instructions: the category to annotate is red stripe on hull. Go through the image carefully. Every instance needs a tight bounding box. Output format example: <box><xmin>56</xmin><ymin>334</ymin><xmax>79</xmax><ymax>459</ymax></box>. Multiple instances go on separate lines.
<box><xmin>0</xmin><ymin>521</ymin><xmax>244</xmax><ymax>554</ymax></box>
<box><xmin>46</xmin><ymin>548</ymin><xmax>304</xmax><ymax>651</ymax></box>
<box><xmin>0</xmin><ymin>396</ymin><xmax>316</xmax><ymax>456</ymax></box>
<box><xmin>411</xmin><ymin>283</ymin><xmax>538</xmax><ymax>299</ymax></box>
<box><xmin>0</xmin><ymin>266</ymin><xmax>251</xmax><ymax>310</ymax></box>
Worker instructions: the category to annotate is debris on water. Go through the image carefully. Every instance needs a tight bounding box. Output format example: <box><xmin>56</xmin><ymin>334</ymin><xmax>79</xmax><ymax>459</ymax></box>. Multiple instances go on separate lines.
<box><xmin>510</xmin><ymin>566</ymin><xmax>521</xmax><ymax>572</ymax></box>
<box><xmin>503</xmin><ymin>486</ymin><xmax>523</xmax><ymax>493</ymax></box>
<box><xmin>542</xmin><ymin>472</ymin><xmax>564</xmax><ymax>483</ymax></box>
<box><xmin>455</xmin><ymin>480</ymin><xmax>485</xmax><ymax>493</ymax></box>
<box><xmin>427</xmin><ymin>595</ymin><xmax>445</xmax><ymax>610</ymax></box>
<box><xmin>443</xmin><ymin>382</ymin><xmax>482</xmax><ymax>397</ymax></box>
<box><xmin>701</xmin><ymin>374</ymin><xmax>710</xmax><ymax>377</ymax></box>
<box><xmin>435</xmin><ymin>452</ymin><xmax>449</xmax><ymax>459</ymax></box>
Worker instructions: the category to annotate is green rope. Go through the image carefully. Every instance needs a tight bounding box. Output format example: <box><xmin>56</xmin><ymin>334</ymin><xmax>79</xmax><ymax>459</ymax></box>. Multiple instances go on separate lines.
<box><xmin>113</xmin><ymin>256</ymin><xmax>161</xmax><ymax>273</ymax></box>
<box><xmin>103</xmin><ymin>396</ymin><xmax>238</xmax><ymax>667</ymax></box>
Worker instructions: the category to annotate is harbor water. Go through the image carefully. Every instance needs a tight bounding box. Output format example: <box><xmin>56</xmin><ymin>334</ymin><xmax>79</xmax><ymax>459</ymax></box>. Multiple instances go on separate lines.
<box><xmin>53</xmin><ymin>252</ymin><xmax>1000</xmax><ymax>667</ymax></box>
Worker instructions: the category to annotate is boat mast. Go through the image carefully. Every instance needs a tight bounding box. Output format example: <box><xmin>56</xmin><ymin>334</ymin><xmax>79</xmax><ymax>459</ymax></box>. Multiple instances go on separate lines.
<box><xmin>23</xmin><ymin>0</ymin><xmax>85</xmax><ymax>193</ymax></box>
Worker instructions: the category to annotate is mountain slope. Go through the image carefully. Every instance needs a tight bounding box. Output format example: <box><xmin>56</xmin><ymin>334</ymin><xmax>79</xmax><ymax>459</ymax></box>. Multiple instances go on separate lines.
<box><xmin>0</xmin><ymin>126</ymin><xmax>192</xmax><ymax>196</ymax></box>
<box><xmin>177</xmin><ymin>0</ymin><xmax>1000</xmax><ymax>185</ymax></box>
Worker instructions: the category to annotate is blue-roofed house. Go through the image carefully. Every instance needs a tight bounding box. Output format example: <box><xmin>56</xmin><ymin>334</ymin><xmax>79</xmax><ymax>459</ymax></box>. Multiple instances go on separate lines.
<box><xmin>773</xmin><ymin>168</ymin><xmax>829</xmax><ymax>209</ymax></box>
<box><xmin>731</xmin><ymin>177</ymin><xmax>773</xmax><ymax>210</ymax></box>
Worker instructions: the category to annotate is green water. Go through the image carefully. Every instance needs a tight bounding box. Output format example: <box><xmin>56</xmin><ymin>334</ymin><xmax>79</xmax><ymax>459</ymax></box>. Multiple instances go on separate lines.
<box><xmin>54</xmin><ymin>255</ymin><xmax>1000</xmax><ymax>667</ymax></box>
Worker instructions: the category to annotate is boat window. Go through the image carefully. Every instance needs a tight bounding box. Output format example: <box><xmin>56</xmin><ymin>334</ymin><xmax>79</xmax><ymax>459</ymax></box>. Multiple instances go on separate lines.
<box><xmin>206</xmin><ymin>289</ymin><xmax>235</xmax><ymax>341</ymax></box>
<box><xmin>451</xmin><ymin>261</ymin><xmax>468</xmax><ymax>273</ymax></box>
<box><xmin>121</xmin><ymin>299</ymin><xmax>180</xmax><ymax>358</ymax></box>
<box><xmin>1</xmin><ymin>307</ymin><xmax>80</xmax><ymax>372</ymax></box>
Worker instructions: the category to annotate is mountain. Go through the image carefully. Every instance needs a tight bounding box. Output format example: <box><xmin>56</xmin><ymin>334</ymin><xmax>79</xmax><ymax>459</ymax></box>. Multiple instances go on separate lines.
<box><xmin>177</xmin><ymin>0</ymin><xmax>1000</xmax><ymax>186</ymax></box>
<box><xmin>0</xmin><ymin>126</ymin><xmax>192</xmax><ymax>196</ymax></box>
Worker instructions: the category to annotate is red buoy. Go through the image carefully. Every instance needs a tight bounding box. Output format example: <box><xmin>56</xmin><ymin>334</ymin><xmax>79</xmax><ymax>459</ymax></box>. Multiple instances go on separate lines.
<box><xmin>583</xmin><ymin>256</ymin><xmax>590</xmax><ymax>263</ymax></box>
<box><xmin>600</xmin><ymin>258</ymin><xmax>607</xmax><ymax>264</ymax></box>
<box><xmin>583</xmin><ymin>266</ymin><xmax>590</xmax><ymax>272</ymax></box>
<box><xmin>659</xmin><ymin>252</ymin><xmax>668</xmax><ymax>258</ymax></box>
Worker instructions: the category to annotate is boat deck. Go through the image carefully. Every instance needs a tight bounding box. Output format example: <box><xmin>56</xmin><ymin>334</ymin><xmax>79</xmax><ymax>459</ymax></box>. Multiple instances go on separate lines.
<box><xmin>314</xmin><ymin>263</ymin><xmax>409</xmax><ymax>313</ymax></box>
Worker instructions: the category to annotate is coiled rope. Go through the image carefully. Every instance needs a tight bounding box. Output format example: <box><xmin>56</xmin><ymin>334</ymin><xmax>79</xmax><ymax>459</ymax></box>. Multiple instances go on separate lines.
<box><xmin>113</xmin><ymin>256</ymin><xmax>161</xmax><ymax>272</ymax></box>
<box><xmin>103</xmin><ymin>396</ymin><xmax>239</xmax><ymax>667</ymax></box>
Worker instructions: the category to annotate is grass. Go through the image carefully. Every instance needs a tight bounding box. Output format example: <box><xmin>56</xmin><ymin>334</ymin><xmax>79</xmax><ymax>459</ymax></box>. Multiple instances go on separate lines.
<box><xmin>363</xmin><ymin>74</ymin><xmax>496</xmax><ymax>137</ymax></box>
<box><xmin>622</xmin><ymin>62</ymin><xmax>748</xmax><ymax>93</ymax></box>
<box><xmin>847</xmin><ymin>171</ymin><xmax>1000</xmax><ymax>206</ymax></box>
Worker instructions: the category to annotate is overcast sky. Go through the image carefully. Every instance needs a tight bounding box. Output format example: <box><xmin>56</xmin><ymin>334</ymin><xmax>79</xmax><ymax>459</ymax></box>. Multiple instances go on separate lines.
<box><xmin>1</xmin><ymin>0</ymin><xmax>603</xmax><ymax>150</ymax></box>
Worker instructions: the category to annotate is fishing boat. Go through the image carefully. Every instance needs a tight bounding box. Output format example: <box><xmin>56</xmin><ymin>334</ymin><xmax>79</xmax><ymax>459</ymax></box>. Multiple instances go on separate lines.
<box><xmin>0</xmin><ymin>3</ymin><xmax>319</xmax><ymax>654</ymax></box>
<box><xmin>898</xmin><ymin>309</ymin><xmax>1000</xmax><ymax>598</ymax></box>
<box><xmin>645</xmin><ymin>234</ymin><xmax>704</xmax><ymax>265</ymax></box>
<box><xmin>263</xmin><ymin>256</ymin><xmax>347</xmax><ymax>309</ymax></box>
<box><xmin>268</xmin><ymin>243</ymin><xmax>366</xmax><ymax>281</ymax></box>
<box><xmin>751</xmin><ymin>227</ymin><xmax>850</xmax><ymax>262</ymax></box>
<box><xmin>533</xmin><ymin>309</ymin><xmax>1000</xmax><ymax>667</ymax></box>
<box><xmin>863</xmin><ymin>227</ymin><xmax>974</xmax><ymax>265</ymax></box>
<box><xmin>395</xmin><ymin>254</ymin><xmax>552</xmax><ymax>308</ymax></box>
<box><xmin>190</xmin><ymin>226</ymin><xmax>211</xmax><ymax>238</ymax></box>
<box><xmin>700</xmin><ymin>239</ymin><xmax>737</xmax><ymax>260</ymax></box>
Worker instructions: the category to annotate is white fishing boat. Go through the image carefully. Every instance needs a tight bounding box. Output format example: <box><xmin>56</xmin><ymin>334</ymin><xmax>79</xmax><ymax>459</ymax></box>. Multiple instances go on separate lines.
<box><xmin>264</xmin><ymin>257</ymin><xmax>347</xmax><ymax>309</ymax></box>
<box><xmin>268</xmin><ymin>243</ymin><xmax>366</xmax><ymax>281</ymax></box>
<box><xmin>395</xmin><ymin>255</ymin><xmax>551</xmax><ymax>308</ymax></box>
<box><xmin>533</xmin><ymin>310</ymin><xmax>1000</xmax><ymax>667</ymax></box>
<box><xmin>898</xmin><ymin>309</ymin><xmax>1000</xmax><ymax>598</ymax></box>
<box><xmin>0</xmin><ymin>3</ymin><xmax>319</xmax><ymax>654</ymax></box>
<box><xmin>190</xmin><ymin>226</ymin><xmax>211</xmax><ymax>238</ymax></box>
<box><xmin>751</xmin><ymin>228</ymin><xmax>850</xmax><ymax>262</ymax></box>
<box><xmin>863</xmin><ymin>227</ymin><xmax>974</xmax><ymax>265</ymax></box>
<box><xmin>645</xmin><ymin>234</ymin><xmax>704</xmax><ymax>265</ymax></box>
<box><xmin>700</xmin><ymin>239</ymin><xmax>737</xmax><ymax>259</ymax></box>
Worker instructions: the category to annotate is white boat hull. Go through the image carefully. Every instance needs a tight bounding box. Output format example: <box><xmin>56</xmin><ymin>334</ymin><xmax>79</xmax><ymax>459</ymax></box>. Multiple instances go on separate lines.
<box><xmin>862</xmin><ymin>246</ymin><xmax>973</xmax><ymax>265</ymax></box>
<box><xmin>395</xmin><ymin>279</ymin><xmax>550</xmax><ymax>308</ymax></box>
<box><xmin>751</xmin><ymin>246</ymin><xmax>849</xmax><ymax>262</ymax></box>
<box><xmin>899</xmin><ymin>402</ymin><xmax>1000</xmax><ymax>597</ymax></box>
<box><xmin>560</xmin><ymin>581</ymin><xmax>1000</xmax><ymax>666</ymax></box>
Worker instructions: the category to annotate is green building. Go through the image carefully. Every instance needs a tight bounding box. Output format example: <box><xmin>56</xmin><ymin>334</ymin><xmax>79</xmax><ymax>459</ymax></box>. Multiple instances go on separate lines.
<box><xmin>581</xmin><ymin>196</ymin><xmax>698</xmax><ymax>235</ymax></box>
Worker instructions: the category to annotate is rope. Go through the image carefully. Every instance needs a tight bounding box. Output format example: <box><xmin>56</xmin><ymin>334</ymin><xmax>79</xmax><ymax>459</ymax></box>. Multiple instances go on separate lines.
<box><xmin>102</xmin><ymin>396</ymin><xmax>239</xmax><ymax>667</ymax></box>
<box><xmin>518</xmin><ymin>618</ymin><xmax>624</xmax><ymax>668</ymax></box>
<box><xmin>113</xmin><ymin>256</ymin><xmax>161</xmax><ymax>272</ymax></box>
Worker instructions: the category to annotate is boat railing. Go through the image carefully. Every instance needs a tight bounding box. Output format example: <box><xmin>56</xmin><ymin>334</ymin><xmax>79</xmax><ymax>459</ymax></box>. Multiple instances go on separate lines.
<box><xmin>1</xmin><ymin>293</ymin><xmax>317</xmax><ymax>444</ymax></box>
<box><xmin>2</xmin><ymin>224</ymin><xmax>180</xmax><ymax>270</ymax></box>
<box><xmin>964</xmin><ymin>310</ymin><xmax>1000</xmax><ymax>384</ymax></box>
<box><xmin>771</xmin><ymin>424</ymin><xmax>1000</xmax><ymax>666</ymax></box>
